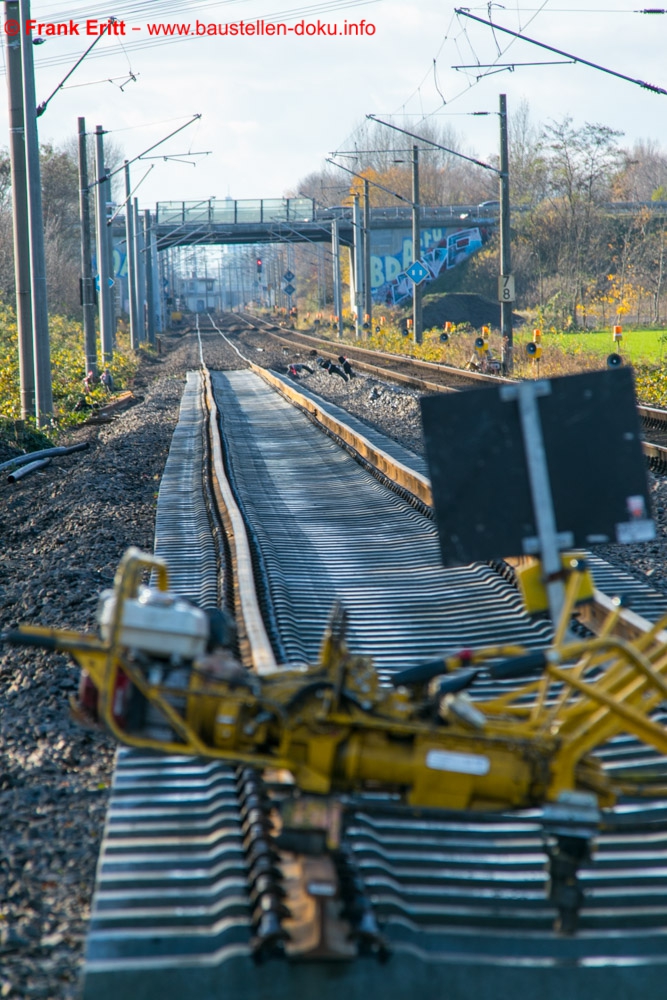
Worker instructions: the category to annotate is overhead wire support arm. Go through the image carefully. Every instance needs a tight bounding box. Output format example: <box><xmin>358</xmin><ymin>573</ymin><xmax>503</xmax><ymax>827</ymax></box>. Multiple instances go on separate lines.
<box><xmin>36</xmin><ymin>20</ymin><xmax>116</xmax><ymax>117</ymax></box>
<box><xmin>139</xmin><ymin>151</ymin><xmax>212</xmax><ymax>164</ymax></box>
<box><xmin>453</xmin><ymin>61</ymin><xmax>576</xmax><ymax>70</ymax></box>
<box><xmin>325</xmin><ymin>157</ymin><xmax>413</xmax><ymax>205</ymax></box>
<box><xmin>454</xmin><ymin>8</ymin><xmax>667</xmax><ymax>96</ymax></box>
<box><xmin>93</xmin><ymin>114</ymin><xmax>202</xmax><ymax>187</ymax></box>
<box><xmin>107</xmin><ymin>164</ymin><xmax>154</xmax><ymax>225</ymax></box>
<box><xmin>366</xmin><ymin>115</ymin><xmax>500</xmax><ymax>174</ymax></box>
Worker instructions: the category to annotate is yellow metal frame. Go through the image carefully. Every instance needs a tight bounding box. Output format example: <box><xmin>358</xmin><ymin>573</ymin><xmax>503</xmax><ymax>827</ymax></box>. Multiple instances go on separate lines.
<box><xmin>9</xmin><ymin>548</ymin><xmax>667</xmax><ymax>811</ymax></box>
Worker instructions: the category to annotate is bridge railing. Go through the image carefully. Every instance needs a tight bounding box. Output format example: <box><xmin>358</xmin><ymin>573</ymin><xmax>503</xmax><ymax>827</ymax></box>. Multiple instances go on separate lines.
<box><xmin>154</xmin><ymin>198</ymin><xmax>667</xmax><ymax>233</ymax></box>
<box><xmin>156</xmin><ymin>197</ymin><xmax>315</xmax><ymax>226</ymax></box>
<box><xmin>315</xmin><ymin>204</ymin><xmax>487</xmax><ymax>222</ymax></box>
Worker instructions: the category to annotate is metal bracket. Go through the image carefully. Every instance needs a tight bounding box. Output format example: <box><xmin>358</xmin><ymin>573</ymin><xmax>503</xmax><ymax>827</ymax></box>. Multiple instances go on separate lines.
<box><xmin>500</xmin><ymin>381</ymin><xmax>569</xmax><ymax>627</ymax></box>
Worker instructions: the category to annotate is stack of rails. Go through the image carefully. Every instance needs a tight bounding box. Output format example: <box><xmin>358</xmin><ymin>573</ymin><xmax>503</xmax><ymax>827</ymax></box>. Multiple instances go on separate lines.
<box><xmin>82</xmin><ymin>368</ymin><xmax>667</xmax><ymax>1000</ymax></box>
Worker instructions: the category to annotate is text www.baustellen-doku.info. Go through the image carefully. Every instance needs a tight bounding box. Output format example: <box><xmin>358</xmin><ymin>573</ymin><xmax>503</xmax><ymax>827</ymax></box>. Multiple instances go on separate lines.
<box><xmin>3</xmin><ymin>16</ymin><xmax>377</xmax><ymax>37</ymax></box>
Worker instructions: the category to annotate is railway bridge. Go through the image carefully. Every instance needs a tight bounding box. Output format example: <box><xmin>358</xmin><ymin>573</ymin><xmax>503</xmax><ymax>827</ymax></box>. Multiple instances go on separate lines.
<box><xmin>151</xmin><ymin>197</ymin><xmax>500</xmax><ymax>248</ymax></box>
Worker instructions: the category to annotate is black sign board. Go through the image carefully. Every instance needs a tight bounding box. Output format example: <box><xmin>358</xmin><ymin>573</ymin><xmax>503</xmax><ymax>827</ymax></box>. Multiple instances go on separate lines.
<box><xmin>420</xmin><ymin>368</ymin><xmax>654</xmax><ymax>567</ymax></box>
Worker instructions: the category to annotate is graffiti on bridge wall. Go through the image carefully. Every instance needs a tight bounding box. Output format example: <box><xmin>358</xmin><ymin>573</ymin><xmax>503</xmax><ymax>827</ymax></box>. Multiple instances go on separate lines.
<box><xmin>371</xmin><ymin>226</ymin><xmax>485</xmax><ymax>306</ymax></box>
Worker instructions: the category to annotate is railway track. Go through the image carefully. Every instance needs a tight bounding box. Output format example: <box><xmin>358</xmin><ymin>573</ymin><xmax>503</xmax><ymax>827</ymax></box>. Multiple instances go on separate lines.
<box><xmin>81</xmin><ymin>322</ymin><xmax>667</xmax><ymax>999</ymax></box>
<box><xmin>235</xmin><ymin>312</ymin><xmax>667</xmax><ymax>469</ymax></box>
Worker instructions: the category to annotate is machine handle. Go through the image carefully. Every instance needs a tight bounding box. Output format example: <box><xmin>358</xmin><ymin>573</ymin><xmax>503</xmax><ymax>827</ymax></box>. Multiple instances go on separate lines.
<box><xmin>489</xmin><ymin>651</ymin><xmax>548</xmax><ymax>680</ymax></box>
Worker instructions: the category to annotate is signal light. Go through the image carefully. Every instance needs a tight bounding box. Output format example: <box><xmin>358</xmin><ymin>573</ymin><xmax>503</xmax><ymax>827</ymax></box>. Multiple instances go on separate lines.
<box><xmin>607</xmin><ymin>353</ymin><xmax>623</xmax><ymax>368</ymax></box>
<box><xmin>526</xmin><ymin>341</ymin><xmax>542</xmax><ymax>358</ymax></box>
<box><xmin>256</xmin><ymin>258</ymin><xmax>263</xmax><ymax>275</ymax></box>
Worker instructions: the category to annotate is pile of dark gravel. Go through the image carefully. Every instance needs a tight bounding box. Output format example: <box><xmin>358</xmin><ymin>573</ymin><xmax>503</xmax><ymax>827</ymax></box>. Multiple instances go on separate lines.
<box><xmin>0</xmin><ymin>330</ymin><xmax>224</xmax><ymax>1000</ymax></box>
<box><xmin>421</xmin><ymin>291</ymin><xmax>524</xmax><ymax>330</ymax></box>
<box><xmin>230</xmin><ymin>320</ymin><xmax>667</xmax><ymax>602</ymax></box>
<box><xmin>2</xmin><ymin>321</ymin><xmax>667</xmax><ymax>999</ymax></box>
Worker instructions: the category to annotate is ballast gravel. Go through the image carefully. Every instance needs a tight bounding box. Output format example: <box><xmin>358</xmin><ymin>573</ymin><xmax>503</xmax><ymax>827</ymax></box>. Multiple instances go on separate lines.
<box><xmin>0</xmin><ymin>332</ymin><xmax>207</xmax><ymax>1000</ymax></box>
<box><xmin>1</xmin><ymin>321</ymin><xmax>667</xmax><ymax>999</ymax></box>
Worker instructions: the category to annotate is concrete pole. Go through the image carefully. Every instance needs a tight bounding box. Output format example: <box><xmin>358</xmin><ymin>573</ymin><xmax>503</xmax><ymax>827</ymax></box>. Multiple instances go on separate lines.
<box><xmin>331</xmin><ymin>219</ymin><xmax>343</xmax><ymax>339</ymax></box>
<box><xmin>363</xmin><ymin>178</ymin><xmax>372</xmax><ymax>336</ymax></box>
<box><xmin>134</xmin><ymin>198</ymin><xmax>145</xmax><ymax>340</ymax></box>
<box><xmin>5</xmin><ymin>0</ymin><xmax>34</xmax><ymax>417</ymax></box>
<box><xmin>94</xmin><ymin>126</ymin><xmax>113</xmax><ymax>361</ymax></box>
<box><xmin>317</xmin><ymin>243</ymin><xmax>327</xmax><ymax>310</ymax></box>
<box><xmin>20</xmin><ymin>0</ymin><xmax>52</xmax><ymax>424</ymax></box>
<box><xmin>144</xmin><ymin>211</ymin><xmax>156</xmax><ymax>345</ymax></box>
<box><xmin>165</xmin><ymin>248</ymin><xmax>172</xmax><ymax>318</ymax></box>
<box><xmin>286</xmin><ymin>243</ymin><xmax>294</xmax><ymax>316</ymax></box>
<box><xmin>106</xmin><ymin>191</ymin><xmax>116</xmax><ymax>347</ymax></box>
<box><xmin>77</xmin><ymin>118</ymin><xmax>97</xmax><ymax>377</ymax></box>
<box><xmin>124</xmin><ymin>162</ymin><xmax>139</xmax><ymax>349</ymax></box>
<box><xmin>160</xmin><ymin>247</ymin><xmax>166</xmax><ymax>319</ymax></box>
<box><xmin>155</xmin><ymin>247</ymin><xmax>163</xmax><ymax>328</ymax></box>
<box><xmin>499</xmin><ymin>93</ymin><xmax>514</xmax><ymax>373</ymax></box>
<box><xmin>412</xmin><ymin>145</ymin><xmax>423</xmax><ymax>345</ymax></box>
<box><xmin>240</xmin><ymin>248</ymin><xmax>247</xmax><ymax>308</ymax></box>
<box><xmin>352</xmin><ymin>194</ymin><xmax>364</xmax><ymax>339</ymax></box>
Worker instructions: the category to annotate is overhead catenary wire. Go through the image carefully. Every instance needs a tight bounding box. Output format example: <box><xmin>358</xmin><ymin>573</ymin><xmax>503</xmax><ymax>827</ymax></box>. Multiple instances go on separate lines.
<box><xmin>35</xmin><ymin>18</ymin><xmax>118</xmax><ymax>116</ymax></box>
<box><xmin>60</xmin><ymin>72</ymin><xmax>140</xmax><ymax>90</ymax></box>
<box><xmin>453</xmin><ymin>8</ymin><xmax>667</xmax><ymax>96</ymax></box>
<box><xmin>330</xmin><ymin>0</ymin><xmax>549</xmax><ymax>165</ymax></box>
<box><xmin>89</xmin><ymin>113</ymin><xmax>202</xmax><ymax>188</ymax></box>
<box><xmin>373</xmin><ymin>0</ymin><xmax>551</xmax><ymax>133</ymax></box>
<box><xmin>456</xmin><ymin>6</ymin><xmax>667</xmax><ymax>11</ymax></box>
<box><xmin>0</xmin><ymin>0</ymin><xmax>383</xmax><ymax>75</ymax></box>
<box><xmin>107</xmin><ymin>164</ymin><xmax>154</xmax><ymax>224</ymax></box>
<box><xmin>326</xmin><ymin>157</ymin><xmax>413</xmax><ymax>205</ymax></box>
<box><xmin>366</xmin><ymin>115</ymin><xmax>500</xmax><ymax>174</ymax></box>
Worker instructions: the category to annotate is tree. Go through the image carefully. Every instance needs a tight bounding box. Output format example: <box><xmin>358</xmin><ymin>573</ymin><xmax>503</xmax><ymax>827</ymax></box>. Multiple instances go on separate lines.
<box><xmin>0</xmin><ymin>141</ymin><xmax>81</xmax><ymax>314</ymax></box>
<box><xmin>508</xmin><ymin>100</ymin><xmax>548</xmax><ymax>205</ymax></box>
<box><xmin>294</xmin><ymin>117</ymin><xmax>496</xmax><ymax>210</ymax></box>
<box><xmin>39</xmin><ymin>142</ymin><xmax>81</xmax><ymax>314</ymax></box>
<box><xmin>535</xmin><ymin>118</ymin><xmax>623</xmax><ymax>323</ymax></box>
<box><xmin>0</xmin><ymin>151</ymin><xmax>16</xmax><ymax>301</ymax></box>
<box><xmin>0</xmin><ymin>132</ymin><xmax>125</xmax><ymax>317</ymax></box>
<box><xmin>612</xmin><ymin>139</ymin><xmax>667</xmax><ymax>202</ymax></box>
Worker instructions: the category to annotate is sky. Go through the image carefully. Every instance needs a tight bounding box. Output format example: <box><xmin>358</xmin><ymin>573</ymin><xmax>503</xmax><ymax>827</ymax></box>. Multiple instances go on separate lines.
<box><xmin>2</xmin><ymin>1</ymin><xmax>667</xmax><ymax>211</ymax></box>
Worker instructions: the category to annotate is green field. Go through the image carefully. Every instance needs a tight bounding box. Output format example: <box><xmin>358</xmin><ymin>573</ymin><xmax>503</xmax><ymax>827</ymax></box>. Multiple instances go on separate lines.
<box><xmin>526</xmin><ymin>328</ymin><xmax>667</xmax><ymax>364</ymax></box>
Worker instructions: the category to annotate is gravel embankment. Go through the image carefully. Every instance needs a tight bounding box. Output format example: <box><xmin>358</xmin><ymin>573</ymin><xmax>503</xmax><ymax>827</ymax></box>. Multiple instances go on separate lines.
<box><xmin>254</xmin><ymin>327</ymin><xmax>667</xmax><ymax>594</ymax></box>
<box><xmin>0</xmin><ymin>330</ymin><xmax>222</xmax><ymax>1000</ymax></box>
<box><xmin>2</xmin><ymin>322</ymin><xmax>667</xmax><ymax>999</ymax></box>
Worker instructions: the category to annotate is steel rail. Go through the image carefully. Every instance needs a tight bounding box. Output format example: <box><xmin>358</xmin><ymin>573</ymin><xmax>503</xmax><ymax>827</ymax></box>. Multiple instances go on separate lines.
<box><xmin>82</xmin><ymin>328</ymin><xmax>667</xmax><ymax>1000</ymax></box>
<box><xmin>205</xmin><ymin>312</ymin><xmax>667</xmax><ymax>647</ymax></box>
<box><xmin>201</xmin><ymin>366</ymin><xmax>277</xmax><ymax>675</ymax></box>
<box><xmin>238</xmin><ymin>315</ymin><xmax>667</xmax><ymax>429</ymax></box>
<box><xmin>238</xmin><ymin>311</ymin><xmax>509</xmax><ymax>389</ymax></box>
<box><xmin>234</xmin><ymin>313</ymin><xmax>667</xmax><ymax>468</ymax></box>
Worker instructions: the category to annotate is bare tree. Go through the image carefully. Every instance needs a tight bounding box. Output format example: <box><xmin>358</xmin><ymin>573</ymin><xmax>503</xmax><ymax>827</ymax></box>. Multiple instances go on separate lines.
<box><xmin>509</xmin><ymin>100</ymin><xmax>548</xmax><ymax>205</ymax></box>
<box><xmin>613</xmin><ymin>139</ymin><xmax>667</xmax><ymax>202</ymax></box>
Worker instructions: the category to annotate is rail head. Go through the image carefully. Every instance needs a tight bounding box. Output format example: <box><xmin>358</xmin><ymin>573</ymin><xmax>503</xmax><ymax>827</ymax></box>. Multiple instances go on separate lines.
<box><xmin>202</xmin><ymin>367</ymin><xmax>279</xmax><ymax>675</ymax></box>
<box><xmin>251</xmin><ymin>362</ymin><xmax>433</xmax><ymax>509</ymax></box>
